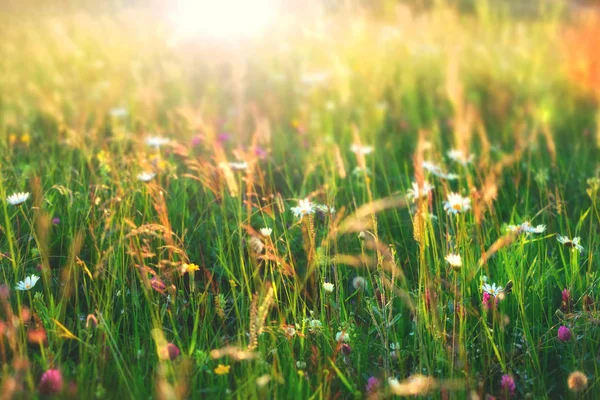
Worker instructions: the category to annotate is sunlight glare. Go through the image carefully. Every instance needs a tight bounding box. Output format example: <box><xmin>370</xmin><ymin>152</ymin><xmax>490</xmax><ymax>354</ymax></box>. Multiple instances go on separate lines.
<box><xmin>170</xmin><ymin>0</ymin><xmax>277</xmax><ymax>40</ymax></box>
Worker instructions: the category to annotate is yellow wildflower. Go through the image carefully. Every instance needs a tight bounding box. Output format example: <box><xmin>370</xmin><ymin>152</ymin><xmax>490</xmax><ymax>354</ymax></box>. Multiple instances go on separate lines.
<box><xmin>9</xmin><ymin>134</ymin><xmax>17</xmax><ymax>146</ymax></box>
<box><xmin>181</xmin><ymin>263</ymin><xmax>200</xmax><ymax>274</ymax></box>
<box><xmin>96</xmin><ymin>150</ymin><xmax>111</xmax><ymax>172</ymax></box>
<box><xmin>214</xmin><ymin>364</ymin><xmax>230</xmax><ymax>375</ymax></box>
<box><xmin>20</xmin><ymin>133</ymin><xmax>31</xmax><ymax>145</ymax></box>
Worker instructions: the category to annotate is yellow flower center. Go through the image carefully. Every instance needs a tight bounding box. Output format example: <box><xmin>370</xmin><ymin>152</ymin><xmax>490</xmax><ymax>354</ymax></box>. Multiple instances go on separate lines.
<box><xmin>452</xmin><ymin>203</ymin><xmax>461</xmax><ymax>211</ymax></box>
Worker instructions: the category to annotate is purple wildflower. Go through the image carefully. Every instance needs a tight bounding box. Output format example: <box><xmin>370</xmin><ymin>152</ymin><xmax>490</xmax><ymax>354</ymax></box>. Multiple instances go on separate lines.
<box><xmin>166</xmin><ymin>343</ymin><xmax>180</xmax><ymax>360</ymax></box>
<box><xmin>482</xmin><ymin>292</ymin><xmax>492</xmax><ymax>310</ymax></box>
<box><xmin>217</xmin><ymin>133</ymin><xmax>231</xmax><ymax>143</ymax></box>
<box><xmin>341</xmin><ymin>343</ymin><xmax>351</xmax><ymax>356</ymax></box>
<box><xmin>366</xmin><ymin>376</ymin><xmax>380</xmax><ymax>393</ymax></box>
<box><xmin>150</xmin><ymin>277</ymin><xmax>166</xmax><ymax>293</ymax></box>
<box><xmin>500</xmin><ymin>374</ymin><xmax>515</xmax><ymax>396</ymax></box>
<box><xmin>254</xmin><ymin>146</ymin><xmax>267</xmax><ymax>159</ymax></box>
<box><xmin>39</xmin><ymin>369</ymin><xmax>63</xmax><ymax>395</ymax></box>
<box><xmin>558</xmin><ymin>325</ymin><xmax>572</xmax><ymax>342</ymax></box>
<box><xmin>191</xmin><ymin>135</ymin><xmax>203</xmax><ymax>146</ymax></box>
<box><xmin>562</xmin><ymin>289</ymin><xmax>571</xmax><ymax>303</ymax></box>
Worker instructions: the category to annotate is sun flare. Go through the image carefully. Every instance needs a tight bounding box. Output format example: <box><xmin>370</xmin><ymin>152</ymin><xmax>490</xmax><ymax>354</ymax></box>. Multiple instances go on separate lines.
<box><xmin>169</xmin><ymin>0</ymin><xmax>277</xmax><ymax>40</ymax></box>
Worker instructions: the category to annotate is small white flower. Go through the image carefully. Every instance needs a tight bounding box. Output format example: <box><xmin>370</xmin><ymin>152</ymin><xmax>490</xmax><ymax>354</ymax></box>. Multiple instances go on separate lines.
<box><xmin>15</xmin><ymin>275</ymin><xmax>40</xmax><ymax>291</ymax></box>
<box><xmin>422</xmin><ymin>161</ymin><xmax>459</xmax><ymax>180</ymax></box>
<box><xmin>443</xmin><ymin>192</ymin><xmax>471</xmax><ymax>214</ymax></box>
<box><xmin>335</xmin><ymin>331</ymin><xmax>349</xmax><ymax>342</ymax></box>
<box><xmin>323</xmin><ymin>282</ymin><xmax>334</xmax><ymax>293</ymax></box>
<box><xmin>445</xmin><ymin>253</ymin><xmax>462</xmax><ymax>268</ymax></box>
<box><xmin>390</xmin><ymin>342</ymin><xmax>401</xmax><ymax>359</ymax></box>
<box><xmin>506</xmin><ymin>222</ymin><xmax>546</xmax><ymax>235</ymax></box>
<box><xmin>256</xmin><ymin>374</ymin><xmax>271</xmax><ymax>387</ymax></box>
<box><xmin>300</xmin><ymin>71</ymin><xmax>330</xmax><ymax>86</ymax></box>
<box><xmin>388</xmin><ymin>377</ymin><xmax>401</xmax><ymax>390</ymax></box>
<box><xmin>557</xmin><ymin>235</ymin><xmax>584</xmax><ymax>252</ymax></box>
<box><xmin>282</xmin><ymin>325</ymin><xmax>297</xmax><ymax>338</ymax></box>
<box><xmin>352</xmin><ymin>166</ymin><xmax>372</xmax><ymax>176</ymax></box>
<box><xmin>407</xmin><ymin>181</ymin><xmax>433</xmax><ymax>201</ymax></box>
<box><xmin>145</xmin><ymin>136</ymin><xmax>170</xmax><ymax>148</ymax></box>
<box><xmin>7</xmin><ymin>192</ymin><xmax>30</xmax><ymax>206</ymax></box>
<box><xmin>137</xmin><ymin>172</ymin><xmax>156</xmax><ymax>182</ymax></box>
<box><xmin>482</xmin><ymin>283</ymin><xmax>503</xmax><ymax>297</ymax></box>
<box><xmin>228</xmin><ymin>161</ymin><xmax>248</xmax><ymax>171</ymax></box>
<box><xmin>248</xmin><ymin>236</ymin><xmax>265</xmax><ymax>254</ymax></box>
<box><xmin>291</xmin><ymin>198</ymin><xmax>315</xmax><ymax>218</ymax></box>
<box><xmin>260</xmin><ymin>227</ymin><xmax>272</xmax><ymax>237</ymax></box>
<box><xmin>350</xmin><ymin>144</ymin><xmax>374</xmax><ymax>155</ymax></box>
<box><xmin>308</xmin><ymin>319</ymin><xmax>322</xmax><ymax>331</ymax></box>
<box><xmin>109</xmin><ymin>107</ymin><xmax>128</xmax><ymax>118</ymax></box>
<box><xmin>352</xmin><ymin>276</ymin><xmax>366</xmax><ymax>290</ymax></box>
<box><xmin>447</xmin><ymin>149</ymin><xmax>474</xmax><ymax>166</ymax></box>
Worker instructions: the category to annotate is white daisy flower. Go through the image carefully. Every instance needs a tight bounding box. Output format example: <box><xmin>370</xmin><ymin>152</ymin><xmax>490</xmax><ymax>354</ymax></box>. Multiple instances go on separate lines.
<box><xmin>350</xmin><ymin>144</ymin><xmax>374</xmax><ymax>155</ymax></box>
<box><xmin>421</xmin><ymin>161</ymin><xmax>459</xmax><ymax>180</ymax></box>
<box><xmin>291</xmin><ymin>198</ymin><xmax>315</xmax><ymax>218</ymax></box>
<box><xmin>557</xmin><ymin>235</ymin><xmax>584</xmax><ymax>252</ymax></box>
<box><xmin>145</xmin><ymin>136</ymin><xmax>170</xmax><ymax>148</ymax></box>
<box><xmin>447</xmin><ymin>149</ymin><xmax>474</xmax><ymax>166</ymax></box>
<box><xmin>323</xmin><ymin>282</ymin><xmax>334</xmax><ymax>293</ymax></box>
<box><xmin>137</xmin><ymin>172</ymin><xmax>156</xmax><ymax>182</ymax></box>
<box><xmin>7</xmin><ymin>192</ymin><xmax>30</xmax><ymax>206</ymax></box>
<box><xmin>260</xmin><ymin>227</ymin><xmax>272</xmax><ymax>237</ymax></box>
<box><xmin>482</xmin><ymin>282</ymin><xmax>503</xmax><ymax>297</ymax></box>
<box><xmin>443</xmin><ymin>192</ymin><xmax>471</xmax><ymax>214</ymax></box>
<box><xmin>15</xmin><ymin>275</ymin><xmax>40</xmax><ymax>291</ymax></box>
<box><xmin>407</xmin><ymin>181</ymin><xmax>433</xmax><ymax>201</ymax></box>
<box><xmin>445</xmin><ymin>253</ymin><xmax>462</xmax><ymax>268</ymax></box>
<box><xmin>506</xmin><ymin>222</ymin><xmax>546</xmax><ymax>235</ymax></box>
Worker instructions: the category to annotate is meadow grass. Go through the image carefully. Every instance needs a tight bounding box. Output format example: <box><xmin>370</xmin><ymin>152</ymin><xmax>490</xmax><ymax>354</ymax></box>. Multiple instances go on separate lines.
<box><xmin>0</xmin><ymin>1</ymin><xmax>600</xmax><ymax>398</ymax></box>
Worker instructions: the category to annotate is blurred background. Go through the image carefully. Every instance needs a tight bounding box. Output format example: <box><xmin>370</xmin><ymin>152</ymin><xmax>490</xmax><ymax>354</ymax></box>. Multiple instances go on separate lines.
<box><xmin>1</xmin><ymin>0</ymin><xmax>599</xmax><ymax>151</ymax></box>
